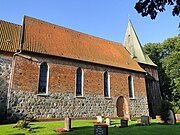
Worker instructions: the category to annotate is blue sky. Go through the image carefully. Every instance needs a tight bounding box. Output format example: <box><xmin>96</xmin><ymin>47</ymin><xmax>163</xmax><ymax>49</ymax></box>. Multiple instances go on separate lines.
<box><xmin>1</xmin><ymin>0</ymin><xmax>179</xmax><ymax>45</ymax></box>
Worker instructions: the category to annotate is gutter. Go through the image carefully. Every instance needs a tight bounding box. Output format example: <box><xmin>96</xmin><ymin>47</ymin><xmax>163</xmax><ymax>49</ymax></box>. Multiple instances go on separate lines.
<box><xmin>6</xmin><ymin>16</ymin><xmax>25</xmax><ymax>110</ymax></box>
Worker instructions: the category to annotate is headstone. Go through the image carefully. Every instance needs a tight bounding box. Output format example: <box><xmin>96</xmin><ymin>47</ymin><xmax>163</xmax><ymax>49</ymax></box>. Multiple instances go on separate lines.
<box><xmin>94</xmin><ymin>124</ymin><xmax>108</xmax><ymax>135</ymax></box>
<box><xmin>175</xmin><ymin>114</ymin><xmax>180</xmax><ymax>122</ymax></box>
<box><xmin>156</xmin><ymin>115</ymin><xmax>161</xmax><ymax>123</ymax></box>
<box><xmin>97</xmin><ymin>116</ymin><xmax>104</xmax><ymax>123</ymax></box>
<box><xmin>167</xmin><ymin>110</ymin><xmax>176</xmax><ymax>125</ymax></box>
<box><xmin>106</xmin><ymin>118</ymin><xmax>111</xmax><ymax>126</ymax></box>
<box><xmin>141</xmin><ymin>115</ymin><xmax>150</xmax><ymax>125</ymax></box>
<box><xmin>120</xmin><ymin>119</ymin><xmax>128</xmax><ymax>127</ymax></box>
<box><xmin>64</xmin><ymin>117</ymin><xmax>71</xmax><ymax>131</ymax></box>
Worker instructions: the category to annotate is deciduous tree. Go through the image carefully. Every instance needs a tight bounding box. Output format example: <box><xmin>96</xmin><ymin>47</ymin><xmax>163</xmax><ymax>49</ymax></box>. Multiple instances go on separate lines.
<box><xmin>135</xmin><ymin>0</ymin><xmax>180</xmax><ymax>19</ymax></box>
<box><xmin>144</xmin><ymin>35</ymin><xmax>180</xmax><ymax>113</ymax></box>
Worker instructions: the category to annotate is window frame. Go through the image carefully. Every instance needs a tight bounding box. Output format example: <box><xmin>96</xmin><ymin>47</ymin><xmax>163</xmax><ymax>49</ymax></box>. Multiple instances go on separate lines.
<box><xmin>128</xmin><ymin>75</ymin><xmax>135</xmax><ymax>99</ymax></box>
<box><xmin>104</xmin><ymin>71</ymin><xmax>111</xmax><ymax>98</ymax></box>
<box><xmin>37</xmin><ymin>62</ymin><xmax>49</xmax><ymax>95</ymax></box>
<box><xmin>75</xmin><ymin>67</ymin><xmax>84</xmax><ymax>97</ymax></box>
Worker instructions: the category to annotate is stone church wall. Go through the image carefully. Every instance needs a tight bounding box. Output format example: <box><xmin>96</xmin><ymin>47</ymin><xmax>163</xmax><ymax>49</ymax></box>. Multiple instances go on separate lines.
<box><xmin>129</xmin><ymin>72</ymin><xmax>149</xmax><ymax>117</ymax></box>
<box><xmin>8</xmin><ymin>53</ymin><xmax>149</xmax><ymax>120</ymax></box>
<box><xmin>0</xmin><ymin>54</ymin><xmax>12</xmax><ymax>123</ymax></box>
<box><xmin>129</xmin><ymin>96</ymin><xmax>149</xmax><ymax>117</ymax></box>
<box><xmin>8</xmin><ymin>91</ymin><xmax>114</xmax><ymax>119</ymax></box>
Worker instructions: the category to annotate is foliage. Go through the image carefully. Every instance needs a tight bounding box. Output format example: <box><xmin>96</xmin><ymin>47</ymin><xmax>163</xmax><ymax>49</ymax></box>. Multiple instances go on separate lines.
<box><xmin>144</xmin><ymin>35</ymin><xmax>180</xmax><ymax>113</ymax></box>
<box><xmin>26</xmin><ymin>115</ymin><xmax>35</xmax><ymax>122</ymax></box>
<box><xmin>0</xmin><ymin>120</ymin><xmax>180</xmax><ymax>135</ymax></box>
<box><xmin>135</xmin><ymin>0</ymin><xmax>180</xmax><ymax>19</ymax></box>
<box><xmin>160</xmin><ymin>100</ymin><xmax>173</xmax><ymax>123</ymax></box>
<box><xmin>13</xmin><ymin>119</ymin><xmax>30</xmax><ymax>129</ymax></box>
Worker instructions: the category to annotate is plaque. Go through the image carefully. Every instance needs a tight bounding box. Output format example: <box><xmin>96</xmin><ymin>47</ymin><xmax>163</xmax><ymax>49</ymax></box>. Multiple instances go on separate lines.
<box><xmin>120</xmin><ymin>119</ymin><xmax>128</xmax><ymax>127</ymax></box>
<box><xmin>94</xmin><ymin>124</ymin><xmax>108</xmax><ymax>135</ymax></box>
<box><xmin>141</xmin><ymin>115</ymin><xmax>150</xmax><ymax>125</ymax></box>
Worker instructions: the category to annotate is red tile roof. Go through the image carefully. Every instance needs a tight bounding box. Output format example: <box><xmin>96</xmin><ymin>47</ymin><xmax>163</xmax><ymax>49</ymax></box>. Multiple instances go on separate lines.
<box><xmin>22</xmin><ymin>16</ymin><xmax>145</xmax><ymax>72</ymax></box>
<box><xmin>0</xmin><ymin>20</ymin><xmax>21</xmax><ymax>52</ymax></box>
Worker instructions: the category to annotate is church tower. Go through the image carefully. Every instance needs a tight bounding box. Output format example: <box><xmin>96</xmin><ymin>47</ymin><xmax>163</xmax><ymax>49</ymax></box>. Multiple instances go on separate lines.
<box><xmin>124</xmin><ymin>20</ymin><xmax>161</xmax><ymax>118</ymax></box>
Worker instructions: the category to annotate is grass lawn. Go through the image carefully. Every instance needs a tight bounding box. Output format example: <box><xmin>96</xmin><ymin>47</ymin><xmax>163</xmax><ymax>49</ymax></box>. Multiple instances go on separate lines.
<box><xmin>0</xmin><ymin>119</ymin><xmax>179</xmax><ymax>135</ymax></box>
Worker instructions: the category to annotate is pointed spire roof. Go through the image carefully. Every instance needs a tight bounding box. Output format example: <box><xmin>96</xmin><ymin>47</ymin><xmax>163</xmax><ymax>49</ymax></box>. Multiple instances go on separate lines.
<box><xmin>124</xmin><ymin>19</ymin><xmax>156</xmax><ymax>66</ymax></box>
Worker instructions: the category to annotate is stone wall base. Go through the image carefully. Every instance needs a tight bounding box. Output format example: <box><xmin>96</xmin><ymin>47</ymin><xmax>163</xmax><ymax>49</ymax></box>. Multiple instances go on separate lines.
<box><xmin>8</xmin><ymin>90</ymin><xmax>114</xmax><ymax>122</ymax></box>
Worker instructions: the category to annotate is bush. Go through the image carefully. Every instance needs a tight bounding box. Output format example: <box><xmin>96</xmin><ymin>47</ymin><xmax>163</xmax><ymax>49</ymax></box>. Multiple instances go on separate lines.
<box><xmin>13</xmin><ymin>119</ymin><xmax>30</xmax><ymax>129</ymax></box>
<box><xmin>160</xmin><ymin>100</ymin><xmax>173</xmax><ymax>123</ymax></box>
<box><xmin>26</xmin><ymin>115</ymin><xmax>35</xmax><ymax>122</ymax></box>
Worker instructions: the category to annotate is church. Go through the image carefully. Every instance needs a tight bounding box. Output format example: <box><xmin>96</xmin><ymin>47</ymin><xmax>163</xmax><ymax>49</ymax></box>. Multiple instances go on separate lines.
<box><xmin>0</xmin><ymin>16</ymin><xmax>161</xmax><ymax>123</ymax></box>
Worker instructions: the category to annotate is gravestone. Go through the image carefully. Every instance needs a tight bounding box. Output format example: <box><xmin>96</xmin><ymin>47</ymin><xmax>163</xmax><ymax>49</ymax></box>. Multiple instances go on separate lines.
<box><xmin>156</xmin><ymin>115</ymin><xmax>161</xmax><ymax>123</ymax></box>
<box><xmin>167</xmin><ymin>110</ymin><xmax>176</xmax><ymax>125</ymax></box>
<box><xmin>106</xmin><ymin>118</ymin><xmax>111</xmax><ymax>126</ymax></box>
<box><xmin>175</xmin><ymin>114</ymin><xmax>180</xmax><ymax>122</ymax></box>
<box><xmin>120</xmin><ymin>119</ymin><xmax>128</xmax><ymax>127</ymax></box>
<box><xmin>97</xmin><ymin>116</ymin><xmax>104</xmax><ymax>123</ymax></box>
<box><xmin>64</xmin><ymin>117</ymin><xmax>71</xmax><ymax>131</ymax></box>
<box><xmin>94</xmin><ymin>124</ymin><xmax>108</xmax><ymax>135</ymax></box>
<box><xmin>141</xmin><ymin>115</ymin><xmax>150</xmax><ymax>125</ymax></box>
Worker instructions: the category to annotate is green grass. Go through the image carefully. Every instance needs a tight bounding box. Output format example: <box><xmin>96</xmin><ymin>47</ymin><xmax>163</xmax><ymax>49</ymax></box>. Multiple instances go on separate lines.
<box><xmin>0</xmin><ymin>119</ymin><xmax>179</xmax><ymax>135</ymax></box>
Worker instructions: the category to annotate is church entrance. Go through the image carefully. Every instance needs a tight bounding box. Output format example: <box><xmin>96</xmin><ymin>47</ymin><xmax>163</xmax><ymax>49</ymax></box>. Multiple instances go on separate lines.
<box><xmin>116</xmin><ymin>96</ymin><xmax>129</xmax><ymax>119</ymax></box>
<box><xmin>116</xmin><ymin>96</ymin><xmax>124</xmax><ymax>117</ymax></box>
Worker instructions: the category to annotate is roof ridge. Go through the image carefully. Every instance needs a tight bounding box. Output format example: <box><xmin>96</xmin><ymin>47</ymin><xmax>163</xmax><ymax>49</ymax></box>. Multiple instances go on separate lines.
<box><xmin>0</xmin><ymin>19</ymin><xmax>21</xmax><ymax>26</ymax></box>
<box><xmin>24</xmin><ymin>15</ymin><xmax>122</xmax><ymax>45</ymax></box>
<box><xmin>21</xmin><ymin>16</ymin><xmax>145</xmax><ymax>72</ymax></box>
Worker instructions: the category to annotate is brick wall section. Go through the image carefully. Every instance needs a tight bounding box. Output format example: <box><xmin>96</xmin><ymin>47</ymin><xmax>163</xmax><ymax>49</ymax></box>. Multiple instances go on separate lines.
<box><xmin>84</xmin><ymin>69</ymin><xmax>103</xmax><ymax>95</ymax></box>
<box><xmin>0</xmin><ymin>53</ymin><xmax>12</xmax><ymax>123</ymax></box>
<box><xmin>49</xmin><ymin>64</ymin><xmax>76</xmax><ymax>93</ymax></box>
<box><xmin>8</xmin><ymin>52</ymin><xmax>149</xmax><ymax>120</ymax></box>
<box><xmin>12</xmin><ymin>56</ymin><xmax>39</xmax><ymax>92</ymax></box>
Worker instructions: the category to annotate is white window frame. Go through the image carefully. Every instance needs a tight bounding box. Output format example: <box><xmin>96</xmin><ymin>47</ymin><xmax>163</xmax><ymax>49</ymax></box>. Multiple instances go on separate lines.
<box><xmin>128</xmin><ymin>75</ymin><xmax>135</xmax><ymax>99</ymax></box>
<box><xmin>104</xmin><ymin>71</ymin><xmax>111</xmax><ymax>98</ymax></box>
<box><xmin>37</xmin><ymin>62</ymin><xmax>49</xmax><ymax>96</ymax></box>
<box><xmin>75</xmin><ymin>67</ymin><xmax>84</xmax><ymax>97</ymax></box>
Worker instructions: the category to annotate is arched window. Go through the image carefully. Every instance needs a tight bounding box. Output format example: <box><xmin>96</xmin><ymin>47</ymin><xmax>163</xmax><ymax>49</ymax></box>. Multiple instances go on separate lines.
<box><xmin>104</xmin><ymin>71</ymin><xmax>110</xmax><ymax>97</ymax></box>
<box><xmin>38</xmin><ymin>62</ymin><xmax>48</xmax><ymax>94</ymax></box>
<box><xmin>76</xmin><ymin>67</ymin><xmax>83</xmax><ymax>96</ymax></box>
<box><xmin>128</xmin><ymin>76</ymin><xmax>134</xmax><ymax>99</ymax></box>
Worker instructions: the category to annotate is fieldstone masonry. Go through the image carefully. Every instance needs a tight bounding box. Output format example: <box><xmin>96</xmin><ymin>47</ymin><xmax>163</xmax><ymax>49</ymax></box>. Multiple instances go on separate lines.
<box><xmin>0</xmin><ymin>55</ymin><xmax>12</xmax><ymax>123</ymax></box>
<box><xmin>129</xmin><ymin>96</ymin><xmax>149</xmax><ymax>117</ymax></box>
<box><xmin>8</xmin><ymin>90</ymin><xmax>115</xmax><ymax>120</ymax></box>
<box><xmin>8</xmin><ymin>90</ymin><xmax>149</xmax><ymax>120</ymax></box>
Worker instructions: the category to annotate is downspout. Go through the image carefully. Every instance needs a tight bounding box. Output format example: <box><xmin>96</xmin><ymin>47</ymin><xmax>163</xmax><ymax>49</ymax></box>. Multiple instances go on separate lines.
<box><xmin>7</xmin><ymin>16</ymin><xmax>25</xmax><ymax>110</ymax></box>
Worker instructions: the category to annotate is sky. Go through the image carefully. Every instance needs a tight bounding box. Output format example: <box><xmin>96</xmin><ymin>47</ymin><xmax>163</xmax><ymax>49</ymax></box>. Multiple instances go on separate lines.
<box><xmin>1</xmin><ymin>0</ymin><xmax>179</xmax><ymax>46</ymax></box>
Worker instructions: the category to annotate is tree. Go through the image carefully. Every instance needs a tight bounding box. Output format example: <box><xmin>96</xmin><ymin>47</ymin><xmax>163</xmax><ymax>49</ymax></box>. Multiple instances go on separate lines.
<box><xmin>161</xmin><ymin>35</ymin><xmax>180</xmax><ymax>113</ymax></box>
<box><xmin>135</xmin><ymin>0</ymin><xmax>180</xmax><ymax>19</ymax></box>
<box><xmin>144</xmin><ymin>35</ymin><xmax>180</xmax><ymax>113</ymax></box>
<box><xmin>143</xmin><ymin>43</ymin><xmax>172</xmax><ymax>101</ymax></box>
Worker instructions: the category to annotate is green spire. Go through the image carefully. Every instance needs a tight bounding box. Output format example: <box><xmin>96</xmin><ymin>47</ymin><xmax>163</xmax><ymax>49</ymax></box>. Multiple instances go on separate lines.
<box><xmin>124</xmin><ymin>19</ymin><xmax>157</xmax><ymax>66</ymax></box>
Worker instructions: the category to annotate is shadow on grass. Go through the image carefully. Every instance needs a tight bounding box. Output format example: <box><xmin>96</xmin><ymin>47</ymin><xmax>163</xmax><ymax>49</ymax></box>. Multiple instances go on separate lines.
<box><xmin>8</xmin><ymin>133</ymin><xmax>25</xmax><ymax>135</ymax></box>
<box><xmin>71</xmin><ymin>126</ymin><xmax>92</xmax><ymax>130</ymax></box>
<box><xmin>31</xmin><ymin>126</ymin><xmax>45</xmax><ymax>130</ymax></box>
<box><xmin>35</xmin><ymin>122</ymin><xmax>180</xmax><ymax>135</ymax></box>
<box><xmin>53</xmin><ymin>126</ymin><xmax>93</xmax><ymax>135</ymax></box>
